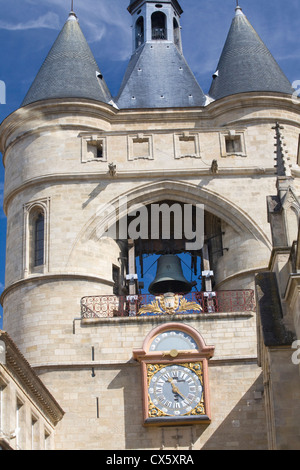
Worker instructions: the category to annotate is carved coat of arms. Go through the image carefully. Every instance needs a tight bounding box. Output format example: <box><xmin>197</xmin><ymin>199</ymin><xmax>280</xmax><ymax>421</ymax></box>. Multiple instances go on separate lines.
<box><xmin>137</xmin><ymin>292</ymin><xmax>202</xmax><ymax>316</ymax></box>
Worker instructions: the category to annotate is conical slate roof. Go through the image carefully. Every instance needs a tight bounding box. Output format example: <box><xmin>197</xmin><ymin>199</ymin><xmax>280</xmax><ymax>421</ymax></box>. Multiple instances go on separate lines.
<box><xmin>22</xmin><ymin>12</ymin><xmax>112</xmax><ymax>107</ymax></box>
<box><xmin>209</xmin><ymin>6</ymin><xmax>293</xmax><ymax>101</ymax></box>
<box><xmin>116</xmin><ymin>42</ymin><xmax>206</xmax><ymax>109</ymax></box>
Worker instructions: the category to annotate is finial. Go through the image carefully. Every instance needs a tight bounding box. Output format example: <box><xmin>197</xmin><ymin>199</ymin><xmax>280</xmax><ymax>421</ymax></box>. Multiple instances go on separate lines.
<box><xmin>68</xmin><ymin>0</ymin><xmax>77</xmax><ymax>20</ymax></box>
<box><xmin>235</xmin><ymin>1</ymin><xmax>243</xmax><ymax>16</ymax></box>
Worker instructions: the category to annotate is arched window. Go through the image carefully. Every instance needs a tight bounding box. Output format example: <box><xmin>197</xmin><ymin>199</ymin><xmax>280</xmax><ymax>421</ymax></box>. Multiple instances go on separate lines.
<box><xmin>173</xmin><ymin>18</ymin><xmax>181</xmax><ymax>49</ymax></box>
<box><xmin>151</xmin><ymin>12</ymin><xmax>167</xmax><ymax>40</ymax></box>
<box><xmin>34</xmin><ymin>212</ymin><xmax>45</xmax><ymax>266</ymax></box>
<box><xmin>23</xmin><ymin>199</ymin><xmax>49</xmax><ymax>276</ymax></box>
<box><xmin>28</xmin><ymin>207</ymin><xmax>45</xmax><ymax>270</ymax></box>
<box><xmin>135</xmin><ymin>16</ymin><xmax>144</xmax><ymax>49</ymax></box>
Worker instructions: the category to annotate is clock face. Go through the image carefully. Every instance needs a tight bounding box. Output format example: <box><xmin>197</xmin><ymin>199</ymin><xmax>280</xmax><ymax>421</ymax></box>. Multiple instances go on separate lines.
<box><xmin>149</xmin><ymin>330</ymin><xmax>198</xmax><ymax>352</ymax></box>
<box><xmin>147</xmin><ymin>363</ymin><xmax>204</xmax><ymax>418</ymax></box>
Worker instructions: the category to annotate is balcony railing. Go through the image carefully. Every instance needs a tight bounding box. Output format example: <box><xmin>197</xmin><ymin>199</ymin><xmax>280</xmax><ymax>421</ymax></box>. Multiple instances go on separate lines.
<box><xmin>81</xmin><ymin>290</ymin><xmax>255</xmax><ymax>319</ymax></box>
<box><xmin>152</xmin><ymin>28</ymin><xmax>166</xmax><ymax>40</ymax></box>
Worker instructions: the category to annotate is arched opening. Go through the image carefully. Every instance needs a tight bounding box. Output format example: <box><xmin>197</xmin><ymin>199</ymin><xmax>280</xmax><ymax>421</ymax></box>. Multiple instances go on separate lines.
<box><xmin>151</xmin><ymin>11</ymin><xmax>167</xmax><ymax>40</ymax></box>
<box><xmin>135</xmin><ymin>16</ymin><xmax>144</xmax><ymax>49</ymax></box>
<box><xmin>173</xmin><ymin>17</ymin><xmax>181</xmax><ymax>49</ymax></box>
<box><xmin>97</xmin><ymin>199</ymin><xmax>224</xmax><ymax>299</ymax></box>
<box><xmin>29</xmin><ymin>208</ymin><xmax>45</xmax><ymax>269</ymax></box>
<box><xmin>79</xmin><ymin>182</ymin><xmax>264</xmax><ymax>318</ymax></box>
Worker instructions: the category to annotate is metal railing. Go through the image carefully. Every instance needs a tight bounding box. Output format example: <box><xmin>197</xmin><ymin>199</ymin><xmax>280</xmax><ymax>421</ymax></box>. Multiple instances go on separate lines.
<box><xmin>81</xmin><ymin>290</ymin><xmax>255</xmax><ymax>319</ymax></box>
<box><xmin>152</xmin><ymin>28</ymin><xmax>166</xmax><ymax>40</ymax></box>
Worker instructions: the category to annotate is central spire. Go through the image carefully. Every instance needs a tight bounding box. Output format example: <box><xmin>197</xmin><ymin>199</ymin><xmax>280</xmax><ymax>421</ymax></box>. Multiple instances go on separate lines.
<box><xmin>116</xmin><ymin>0</ymin><xmax>206</xmax><ymax>109</ymax></box>
<box><xmin>128</xmin><ymin>0</ymin><xmax>184</xmax><ymax>53</ymax></box>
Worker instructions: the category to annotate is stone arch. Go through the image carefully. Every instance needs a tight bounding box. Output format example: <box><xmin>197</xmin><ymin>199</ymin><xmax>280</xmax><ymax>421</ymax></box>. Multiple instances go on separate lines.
<box><xmin>135</xmin><ymin>16</ymin><xmax>144</xmax><ymax>49</ymax></box>
<box><xmin>66</xmin><ymin>180</ymin><xmax>272</xmax><ymax>293</ymax></box>
<box><xmin>82</xmin><ymin>180</ymin><xmax>271</xmax><ymax>249</ymax></box>
<box><xmin>151</xmin><ymin>11</ymin><xmax>167</xmax><ymax>40</ymax></box>
<box><xmin>23</xmin><ymin>198</ymin><xmax>50</xmax><ymax>276</ymax></box>
<box><xmin>173</xmin><ymin>17</ymin><xmax>181</xmax><ymax>50</ymax></box>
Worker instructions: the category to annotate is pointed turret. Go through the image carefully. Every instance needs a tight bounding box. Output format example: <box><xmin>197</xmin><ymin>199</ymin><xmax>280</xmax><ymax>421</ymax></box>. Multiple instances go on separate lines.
<box><xmin>116</xmin><ymin>0</ymin><xmax>206</xmax><ymax>109</ymax></box>
<box><xmin>22</xmin><ymin>11</ymin><xmax>112</xmax><ymax>107</ymax></box>
<box><xmin>209</xmin><ymin>5</ymin><xmax>293</xmax><ymax>101</ymax></box>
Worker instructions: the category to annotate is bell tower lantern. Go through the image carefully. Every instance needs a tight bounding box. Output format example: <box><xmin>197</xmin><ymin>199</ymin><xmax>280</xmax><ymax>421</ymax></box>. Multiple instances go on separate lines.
<box><xmin>128</xmin><ymin>0</ymin><xmax>183</xmax><ymax>53</ymax></box>
<box><xmin>117</xmin><ymin>0</ymin><xmax>205</xmax><ymax>108</ymax></box>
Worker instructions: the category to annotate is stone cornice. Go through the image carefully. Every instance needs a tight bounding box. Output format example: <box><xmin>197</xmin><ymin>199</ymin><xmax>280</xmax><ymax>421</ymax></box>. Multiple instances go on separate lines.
<box><xmin>0</xmin><ymin>330</ymin><xmax>64</xmax><ymax>426</ymax></box>
<box><xmin>32</xmin><ymin>354</ymin><xmax>257</xmax><ymax>372</ymax></box>
<box><xmin>2</xmin><ymin>167</ymin><xmax>277</xmax><ymax>215</ymax></box>
<box><xmin>0</xmin><ymin>99</ymin><xmax>117</xmax><ymax>152</ymax></box>
<box><xmin>1</xmin><ymin>92</ymin><xmax>299</xmax><ymax>153</ymax></box>
<box><xmin>0</xmin><ymin>273</ymin><xmax>114</xmax><ymax>306</ymax></box>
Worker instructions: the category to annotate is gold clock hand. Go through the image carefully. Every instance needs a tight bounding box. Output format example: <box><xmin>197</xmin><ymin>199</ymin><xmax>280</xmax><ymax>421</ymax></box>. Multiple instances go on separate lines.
<box><xmin>167</xmin><ymin>378</ymin><xmax>186</xmax><ymax>399</ymax></box>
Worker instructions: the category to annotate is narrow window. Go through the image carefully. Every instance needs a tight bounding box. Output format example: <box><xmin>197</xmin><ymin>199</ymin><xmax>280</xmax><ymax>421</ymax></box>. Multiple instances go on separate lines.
<box><xmin>0</xmin><ymin>386</ymin><xmax>3</xmax><ymax>431</ymax></box>
<box><xmin>96</xmin><ymin>142</ymin><xmax>103</xmax><ymax>159</ymax></box>
<box><xmin>152</xmin><ymin>12</ymin><xmax>167</xmax><ymax>40</ymax></box>
<box><xmin>24</xmin><ymin>200</ymin><xmax>49</xmax><ymax>276</ymax></box>
<box><xmin>44</xmin><ymin>429</ymin><xmax>51</xmax><ymax>450</ymax></box>
<box><xmin>34</xmin><ymin>212</ymin><xmax>45</xmax><ymax>267</ymax></box>
<box><xmin>173</xmin><ymin>18</ymin><xmax>180</xmax><ymax>49</ymax></box>
<box><xmin>31</xmin><ymin>416</ymin><xmax>38</xmax><ymax>450</ymax></box>
<box><xmin>0</xmin><ymin>381</ymin><xmax>8</xmax><ymax>439</ymax></box>
<box><xmin>87</xmin><ymin>139</ymin><xmax>104</xmax><ymax>161</ymax></box>
<box><xmin>16</xmin><ymin>399</ymin><xmax>24</xmax><ymax>449</ymax></box>
<box><xmin>225</xmin><ymin>135</ymin><xmax>242</xmax><ymax>154</ymax></box>
<box><xmin>135</xmin><ymin>16</ymin><xmax>144</xmax><ymax>49</ymax></box>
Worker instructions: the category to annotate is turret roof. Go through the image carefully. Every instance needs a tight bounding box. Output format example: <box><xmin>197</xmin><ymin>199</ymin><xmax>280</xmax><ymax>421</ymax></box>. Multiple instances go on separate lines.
<box><xmin>209</xmin><ymin>6</ymin><xmax>293</xmax><ymax>101</ymax></box>
<box><xmin>22</xmin><ymin>12</ymin><xmax>112</xmax><ymax>107</ymax></box>
<box><xmin>116</xmin><ymin>42</ymin><xmax>206</xmax><ymax>109</ymax></box>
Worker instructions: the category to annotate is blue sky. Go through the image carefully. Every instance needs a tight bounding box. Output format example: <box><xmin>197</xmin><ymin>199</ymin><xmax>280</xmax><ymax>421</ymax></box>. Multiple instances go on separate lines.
<box><xmin>0</xmin><ymin>0</ymin><xmax>300</xmax><ymax>327</ymax></box>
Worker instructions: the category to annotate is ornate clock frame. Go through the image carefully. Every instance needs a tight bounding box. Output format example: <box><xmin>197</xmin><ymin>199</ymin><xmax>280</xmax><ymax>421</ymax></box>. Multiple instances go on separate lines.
<box><xmin>133</xmin><ymin>323</ymin><xmax>215</xmax><ymax>426</ymax></box>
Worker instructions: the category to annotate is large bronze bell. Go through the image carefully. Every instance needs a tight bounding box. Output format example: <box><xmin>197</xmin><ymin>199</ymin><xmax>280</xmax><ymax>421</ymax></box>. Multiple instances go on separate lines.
<box><xmin>148</xmin><ymin>255</ymin><xmax>193</xmax><ymax>295</ymax></box>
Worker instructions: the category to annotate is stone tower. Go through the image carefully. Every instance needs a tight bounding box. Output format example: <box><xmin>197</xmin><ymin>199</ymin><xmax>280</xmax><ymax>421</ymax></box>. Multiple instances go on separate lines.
<box><xmin>0</xmin><ymin>2</ymin><xmax>299</xmax><ymax>450</ymax></box>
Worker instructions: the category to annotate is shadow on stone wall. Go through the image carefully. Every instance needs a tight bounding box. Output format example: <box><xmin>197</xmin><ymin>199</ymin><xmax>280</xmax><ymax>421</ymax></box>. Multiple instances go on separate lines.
<box><xmin>108</xmin><ymin>365</ymin><xmax>268</xmax><ymax>450</ymax></box>
<box><xmin>202</xmin><ymin>375</ymin><xmax>267</xmax><ymax>450</ymax></box>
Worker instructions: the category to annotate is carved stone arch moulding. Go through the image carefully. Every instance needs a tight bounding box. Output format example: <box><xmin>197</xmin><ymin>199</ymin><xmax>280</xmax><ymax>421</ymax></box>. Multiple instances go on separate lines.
<box><xmin>23</xmin><ymin>197</ymin><xmax>50</xmax><ymax>277</ymax></box>
<box><xmin>133</xmin><ymin>323</ymin><xmax>215</xmax><ymax>426</ymax></box>
<box><xmin>73</xmin><ymin>179</ymin><xmax>272</xmax><ymax>252</ymax></box>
